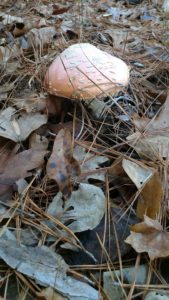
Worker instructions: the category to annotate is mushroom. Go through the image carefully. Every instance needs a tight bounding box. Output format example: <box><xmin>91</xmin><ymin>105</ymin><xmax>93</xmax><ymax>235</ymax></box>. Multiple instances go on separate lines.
<box><xmin>44</xmin><ymin>43</ymin><xmax>129</xmax><ymax>118</ymax></box>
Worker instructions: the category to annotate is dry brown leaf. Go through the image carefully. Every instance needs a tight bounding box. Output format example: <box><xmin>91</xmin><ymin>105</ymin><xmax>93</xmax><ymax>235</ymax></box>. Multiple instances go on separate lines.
<box><xmin>29</xmin><ymin>133</ymin><xmax>48</xmax><ymax>151</ymax></box>
<box><xmin>0</xmin><ymin>149</ymin><xmax>47</xmax><ymax>195</ymax></box>
<box><xmin>52</xmin><ymin>4</ymin><xmax>70</xmax><ymax>15</ymax></box>
<box><xmin>46</xmin><ymin>129</ymin><xmax>80</xmax><ymax>198</ymax></box>
<box><xmin>125</xmin><ymin>215</ymin><xmax>169</xmax><ymax>260</ymax></box>
<box><xmin>136</xmin><ymin>172</ymin><xmax>163</xmax><ymax>219</ymax></box>
<box><xmin>122</xmin><ymin>159</ymin><xmax>163</xmax><ymax>219</ymax></box>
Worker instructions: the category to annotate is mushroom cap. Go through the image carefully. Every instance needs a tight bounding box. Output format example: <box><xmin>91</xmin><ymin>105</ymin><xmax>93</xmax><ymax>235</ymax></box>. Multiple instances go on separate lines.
<box><xmin>44</xmin><ymin>43</ymin><xmax>129</xmax><ymax>101</ymax></box>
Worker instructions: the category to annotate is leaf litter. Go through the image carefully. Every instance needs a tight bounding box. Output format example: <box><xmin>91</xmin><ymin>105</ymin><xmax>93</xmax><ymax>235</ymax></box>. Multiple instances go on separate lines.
<box><xmin>0</xmin><ymin>0</ymin><xmax>169</xmax><ymax>299</ymax></box>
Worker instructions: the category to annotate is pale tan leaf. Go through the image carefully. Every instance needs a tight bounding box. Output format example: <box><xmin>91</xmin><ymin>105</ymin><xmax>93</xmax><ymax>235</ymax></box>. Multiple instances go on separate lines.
<box><xmin>74</xmin><ymin>145</ymin><xmax>108</xmax><ymax>182</ymax></box>
<box><xmin>27</xmin><ymin>27</ymin><xmax>57</xmax><ymax>49</ymax></box>
<box><xmin>127</xmin><ymin>132</ymin><xmax>169</xmax><ymax>159</ymax></box>
<box><xmin>42</xmin><ymin>287</ymin><xmax>68</xmax><ymax>300</ymax></box>
<box><xmin>125</xmin><ymin>216</ymin><xmax>169</xmax><ymax>260</ymax></box>
<box><xmin>29</xmin><ymin>133</ymin><xmax>48</xmax><ymax>151</ymax></box>
<box><xmin>122</xmin><ymin>159</ymin><xmax>153</xmax><ymax>189</ymax></box>
<box><xmin>13</xmin><ymin>92</ymin><xmax>47</xmax><ymax>113</ymax></box>
<box><xmin>48</xmin><ymin>183</ymin><xmax>106</xmax><ymax>232</ymax></box>
<box><xmin>0</xmin><ymin>108</ymin><xmax>47</xmax><ymax>142</ymax></box>
<box><xmin>0</xmin><ymin>44</ymin><xmax>20</xmax><ymax>63</ymax></box>
<box><xmin>133</xmin><ymin>94</ymin><xmax>169</xmax><ymax>134</ymax></box>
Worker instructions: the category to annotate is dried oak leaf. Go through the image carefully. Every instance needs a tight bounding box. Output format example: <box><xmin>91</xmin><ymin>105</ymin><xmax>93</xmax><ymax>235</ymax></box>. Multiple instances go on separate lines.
<box><xmin>125</xmin><ymin>215</ymin><xmax>169</xmax><ymax>260</ymax></box>
<box><xmin>46</xmin><ymin>129</ymin><xmax>81</xmax><ymax>198</ymax></box>
<box><xmin>0</xmin><ymin>149</ymin><xmax>47</xmax><ymax>195</ymax></box>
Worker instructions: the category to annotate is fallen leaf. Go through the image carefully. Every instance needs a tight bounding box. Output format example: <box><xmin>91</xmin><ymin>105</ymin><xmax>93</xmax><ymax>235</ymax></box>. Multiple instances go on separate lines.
<box><xmin>163</xmin><ymin>0</ymin><xmax>169</xmax><ymax>11</ymax></box>
<box><xmin>47</xmin><ymin>183</ymin><xmax>106</xmax><ymax>232</ymax></box>
<box><xmin>104</xmin><ymin>28</ymin><xmax>131</xmax><ymax>51</ymax></box>
<box><xmin>42</xmin><ymin>287</ymin><xmax>68</xmax><ymax>300</ymax></box>
<box><xmin>46</xmin><ymin>129</ymin><xmax>81</xmax><ymax>198</ymax></box>
<box><xmin>122</xmin><ymin>159</ymin><xmax>162</xmax><ymax>219</ymax></box>
<box><xmin>34</xmin><ymin>3</ymin><xmax>70</xmax><ymax>17</ymax></box>
<box><xmin>0</xmin><ymin>149</ymin><xmax>47</xmax><ymax>195</ymax></box>
<box><xmin>52</xmin><ymin>4</ymin><xmax>71</xmax><ymax>15</ymax></box>
<box><xmin>16</xmin><ymin>178</ymin><xmax>28</xmax><ymax>195</ymax></box>
<box><xmin>122</xmin><ymin>159</ymin><xmax>153</xmax><ymax>189</ymax></box>
<box><xmin>0</xmin><ymin>12</ymin><xmax>23</xmax><ymax>24</ymax></box>
<box><xmin>108</xmin><ymin>158</ymin><xmax>125</xmax><ymax>177</ymax></box>
<box><xmin>0</xmin><ymin>44</ymin><xmax>20</xmax><ymax>63</ymax></box>
<box><xmin>0</xmin><ymin>237</ymin><xmax>99</xmax><ymax>299</ymax></box>
<box><xmin>12</xmin><ymin>16</ymin><xmax>47</xmax><ymax>37</ymax></box>
<box><xmin>27</xmin><ymin>26</ymin><xmax>57</xmax><ymax>49</ymax></box>
<box><xmin>29</xmin><ymin>133</ymin><xmax>48</xmax><ymax>151</ymax></box>
<box><xmin>0</xmin><ymin>108</ymin><xmax>47</xmax><ymax>142</ymax></box>
<box><xmin>132</xmin><ymin>94</ymin><xmax>169</xmax><ymax>134</ymax></box>
<box><xmin>127</xmin><ymin>95</ymin><xmax>169</xmax><ymax>160</ymax></box>
<box><xmin>125</xmin><ymin>215</ymin><xmax>169</xmax><ymax>260</ymax></box>
<box><xmin>74</xmin><ymin>145</ymin><xmax>109</xmax><ymax>182</ymax></box>
<box><xmin>0</xmin><ymin>82</ymin><xmax>14</xmax><ymax>93</ymax></box>
<box><xmin>13</xmin><ymin>92</ymin><xmax>47</xmax><ymax>113</ymax></box>
<box><xmin>127</xmin><ymin>132</ymin><xmax>169</xmax><ymax>160</ymax></box>
<box><xmin>33</xmin><ymin>4</ymin><xmax>54</xmax><ymax>17</ymax></box>
<box><xmin>136</xmin><ymin>172</ymin><xmax>163</xmax><ymax>219</ymax></box>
